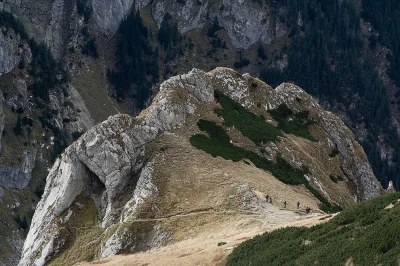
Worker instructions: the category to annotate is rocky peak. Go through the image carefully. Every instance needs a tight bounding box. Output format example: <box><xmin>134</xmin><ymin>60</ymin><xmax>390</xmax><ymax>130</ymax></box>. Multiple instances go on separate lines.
<box><xmin>19</xmin><ymin>68</ymin><xmax>381</xmax><ymax>266</ymax></box>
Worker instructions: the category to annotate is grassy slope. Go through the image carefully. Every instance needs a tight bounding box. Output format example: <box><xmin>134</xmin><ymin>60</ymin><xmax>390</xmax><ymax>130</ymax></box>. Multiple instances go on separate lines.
<box><xmin>47</xmin><ymin>196</ymin><xmax>103</xmax><ymax>266</ymax></box>
<box><xmin>191</xmin><ymin>91</ymin><xmax>340</xmax><ymax>212</ymax></box>
<box><xmin>226</xmin><ymin>192</ymin><xmax>400</xmax><ymax>266</ymax></box>
<box><xmin>71</xmin><ymin>60</ymin><xmax>119</xmax><ymax>124</ymax></box>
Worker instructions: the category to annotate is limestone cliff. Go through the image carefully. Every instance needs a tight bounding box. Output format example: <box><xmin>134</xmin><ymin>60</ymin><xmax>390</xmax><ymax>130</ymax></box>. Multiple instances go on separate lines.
<box><xmin>0</xmin><ymin>151</ymin><xmax>36</xmax><ymax>189</ymax></box>
<box><xmin>2</xmin><ymin>0</ymin><xmax>284</xmax><ymax>54</ymax></box>
<box><xmin>0</xmin><ymin>27</ymin><xmax>31</xmax><ymax>76</ymax></box>
<box><xmin>0</xmin><ymin>0</ymin><xmax>77</xmax><ymax>57</ymax></box>
<box><xmin>19</xmin><ymin>68</ymin><xmax>381</xmax><ymax>266</ymax></box>
<box><xmin>152</xmin><ymin>0</ymin><xmax>285</xmax><ymax>49</ymax></box>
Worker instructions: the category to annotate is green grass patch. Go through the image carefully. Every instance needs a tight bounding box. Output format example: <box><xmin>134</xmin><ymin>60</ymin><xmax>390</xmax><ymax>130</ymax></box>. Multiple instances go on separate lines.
<box><xmin>305</xmin><ymin>183</ymin><xmax>342</xmax><ymax>213</ymax></box>
<box><xmin>47</xmin><ymin>195</ymin><xmax>103</xmax><ymax>266</ymax></box>
<box><xmin>72</xmin><ymin>61</ymin><xmax>118</xmax><ymax>123</ymax></box>
<box><xmin>214</xmin><ymin>90</ymin><xmax>283</xmax><ymax>145</ymax></box>
<box><xmin>192</xmin><ymin>91</ymin><xmax>339</xmax><ymax>212</ymax></box>
<box><xmin>0</xmin><ymin>11</ymin><xmax>29</xmax><ymax>41</ymax></box>
<box><xmin>191</xmin><ymin>120</ymin><xmax>307</xmax><ymax>185</ymax></box>
<box><xmin>329</xmin><ymin>148</ymin><xmax>340</xmax><ymax>157</ymax></box>
<box><xmin>226</xmin><ymin>192</ymin><xmax>400</xmax><ymax>266</ymax></box>
<box><xmin>191</xmin><ymin>120</ymin><xmax>340</xmax><ymax>212</ymax></box>
<box><xmin>269</xmin><ymin>103</ymin><xmax>317</xmax><ymax>141</ymax></box>
<box><xmin>330</xmin><ymin>175</ymin><xmax>345</xmax><ymax>183</ymax></box>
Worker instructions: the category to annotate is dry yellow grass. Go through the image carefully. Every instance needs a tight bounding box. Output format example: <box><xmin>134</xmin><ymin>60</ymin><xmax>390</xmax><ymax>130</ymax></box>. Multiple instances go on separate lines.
<box><xmin>71</xmin><ymin>60</ymin><xmax>119</xmax><ymax>123</ymax></box>
<box><xmin>77</xmin><ymin>212</ymin><xmax>333</xmax><ymax>266</ymax></box>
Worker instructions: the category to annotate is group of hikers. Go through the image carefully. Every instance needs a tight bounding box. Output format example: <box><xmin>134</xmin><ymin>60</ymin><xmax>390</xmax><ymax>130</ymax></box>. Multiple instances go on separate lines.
<box><xmin>265</xmin><ymin>195</ymin><xmax>311</xmax><ymax>214</ymax></box>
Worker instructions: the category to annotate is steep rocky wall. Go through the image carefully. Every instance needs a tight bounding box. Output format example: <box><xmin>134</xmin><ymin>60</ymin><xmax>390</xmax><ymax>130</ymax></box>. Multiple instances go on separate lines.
<box><xmin>0</xmin><ymin>151</ymin><xmax>36</xmax><ymax>189</ymax></box>
<box><xmin>152</xmin><ymin>0</ymin><xmax>286</xmax><ymax>49</ymax></box>
<box><xmin>3</xmin><ymin>0</ymin><xmax>285</xmax><ymax>55</ymax></box>
<box><xmin>152</xmin><ymin>0</ymin><xmax>208</xmax><ymax>33</ymax></box>
<box><xmin>90</xmin><ymin>0</ymin><xmax>135</xmax><ymax>37</ymax></box>
<box><xmin>1</xmin><ymin>0</ymin><xmax>76</xmax><ymax>57</ymax></box>
<box><xmin>90</xmin><ymin>0</ymin><xmax>152</xmax><ymax>38</ymax></box>
<box><xmin>0</xmin><ymin>27</ymin><xmax>31</xmax><ymax>76</ymax></box>
<box><xmin>218</xmin><ymin>0</ymin><xmax>286</xmax><ymax>48</ymax></box>
<box><xmin>19</xmin><ymin>69</ymin><xmax>211</xmax><ymax>266</ymax></box>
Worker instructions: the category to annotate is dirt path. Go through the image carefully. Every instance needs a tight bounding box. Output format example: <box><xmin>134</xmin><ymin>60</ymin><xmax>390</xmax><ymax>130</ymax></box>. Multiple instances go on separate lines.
<box><xmin>76</xmin><ymin>133</ymin><xmax>335</xmax><ymax>266</ymax></box>
<box><xmin>78</xmin><ymin>209</ymin><xmax>333</xmax><ymax>266</ymax></box>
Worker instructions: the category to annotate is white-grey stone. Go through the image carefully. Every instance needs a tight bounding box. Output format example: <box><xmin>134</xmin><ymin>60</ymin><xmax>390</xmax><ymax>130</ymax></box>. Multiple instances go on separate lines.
<box><xmin>19</xmin><ymin>68</ymin><xmax>209</xmax><ymax>266</ymax></box>
<box><xmin>0</xmin><ymin>0</ymin><xmax>76</xmax><ymax>57</ymax></box>
<box><xmin>90</xmin><ymin>0</ymin><xmax>135</xmax><ymax>38</ymax></box>
<box><xmin>0</xmin><ymin>150</ymin><xmax>36</xmax><ymax>189</ymax></box>
<box><xmin>0</xmin><ymin>27</ymin><xmax>31</xmax><ymax>77</ymax></box>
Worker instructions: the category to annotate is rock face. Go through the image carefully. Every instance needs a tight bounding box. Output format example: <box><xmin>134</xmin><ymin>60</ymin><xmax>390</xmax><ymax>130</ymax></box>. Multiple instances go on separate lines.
<box><xmin>90</xmin><ymin>0</ymin><xmax>135</xmax><ymax>37</ymax></box>
<box><xmin>91</xmin><ymin>0</ymin><xmax>155</xmax><ymax>38</ymax></box>
<box><xmin>218</xmin><ymin>0</ymin><xmax>286</xmax><ymax>49</ymax></box>
<box><xmin>0</xmin><ymin>151</ymin><xmax>36</xmax><ymax>189</ymax></box>
<box><xmin>0</xmin><ymin>27</ymin><xmax>31</xmax><ymax>76</ymax></box>
<box><xmin>0</xmin><ymin>0</ymin><xmax>76</xmax><ymax>57</ymax></box>
<box><xmin>19</xmin><ymin>68</ymin><xmax>381</xmax><ymax>266</ymax></box>
<box><xmin>152</xmin><ymin>0</ymin><xmax>208</xmax><ymax>34</ymax></box>
<box><xmin>152</xmin><ymin>0</ymin><xmax>285</xmax><ymax>49</ymax></box>
<box><xmin>3</xmin><ymin>0</ymin><xmax>284</xmax><ymax>56</ymax></box>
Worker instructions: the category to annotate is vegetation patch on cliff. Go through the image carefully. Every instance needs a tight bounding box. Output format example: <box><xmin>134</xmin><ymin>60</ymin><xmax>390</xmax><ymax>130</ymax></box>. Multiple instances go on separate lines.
<box><xmin>191</xmin><ymin>120</ymin><xmax>306</xmax><ymax>185</ymax></box>
<box><xmin>0</xmin><ymin>11</ymin><xmax>29</xmax><ymax>41</ymax></box>
<box><xmin>47</xmin><ymin>196</ymin><xmax>102</xmax><ymax>266</ymax></box>
<box><xmin>190</xmin><ymin>119</ymin><xmax>338</xmax><ymax>212</ymax></box>
<box><xmin>191</xmin><ymin>91</ymin><xmax>340</xmax><ymax>212</ymax></box>
<box><xmin>214</xmin><ymin>90</ymin><xmax>282</xmax><ymax>145</ymax></box>
<box><xmin>214</xmin><ymin>90</ymin><xmax>316</xmax><ymax>143</ymax></box>
<box><xmin>226</xmin><ymin>192</ymin><xmax>400</xmax><ymax>266</ymax></box>
<box><xmin>269</xmin><ymin>103</ymin><xmax>316</xmax><ymax>141</ymax></box>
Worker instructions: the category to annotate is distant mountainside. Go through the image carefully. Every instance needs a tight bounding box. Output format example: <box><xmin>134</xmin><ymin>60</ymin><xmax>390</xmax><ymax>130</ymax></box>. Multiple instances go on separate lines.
<box><xmin>227</xmin><ymin>191</ymin><xmax>400</xmax><ymax>266</ymax></box>
<box><xmin>19</xmin><ymin>68</ymin><xmax>381</xmax><ymax>265</ymax></box>
<box><xmin>1</xmin><ymin>0</ymin><xmax>400</xmax><ymax>264</ymax></box>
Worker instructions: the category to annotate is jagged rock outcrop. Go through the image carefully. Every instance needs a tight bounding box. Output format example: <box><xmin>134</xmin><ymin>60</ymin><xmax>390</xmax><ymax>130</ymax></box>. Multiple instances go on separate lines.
<box><xmin>0</xmin><ymin>0</ymin><xmax>76</xmax><ymax>57</ymax></box>
<box><xmin>0</xmin><ymin>151</ymin><xmax>36</xmax><ymax>189</ymax></box>
<box><xmin>90</xmin><ymin>0</ymin><xmax>152</xmax><ymax>38</ymax></box>
<box><xmin>19</xmin><ymin>68</ymin><xmax>381</xmax><ymax>266</ymax></box>
<box><xmin>0</xmin><ymin>27</ymin><xmax>31</xmax><ymax>76</ymax></box>
<box><xmin>217</xmin><ymin>0</ymin><xmax>286</xmax><ymax>49</ymax></box>
<box><xmin>90</xmin><ymin>0</ymin><xmax>135</xmax><ymax>37</ymax></box>
<box><xmin>152</xmin><ymin>0</ymin><xmax>285</xmax><ymax>49</ymax></box>
<box><xmin>152</xmin><ymin>0</ymin><xmax>209</xmax><ymax>34</ymax></box>
<box><xmin>3</xmin><ymin>0</ymin><xmax>284</xmax><ymax>57</ymax></box>
<box><xmin>386</xmin><ymin>181</ymin><xmax>396</xmax><ymax>193</ymax></box>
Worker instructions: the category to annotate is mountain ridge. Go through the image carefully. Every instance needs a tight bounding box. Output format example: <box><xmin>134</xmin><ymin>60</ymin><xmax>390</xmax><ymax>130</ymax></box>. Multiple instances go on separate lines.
<box><xmin>19</xmin><ymin>68</ymin><xmax>381</xmax><ymax>265</ymax></box>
